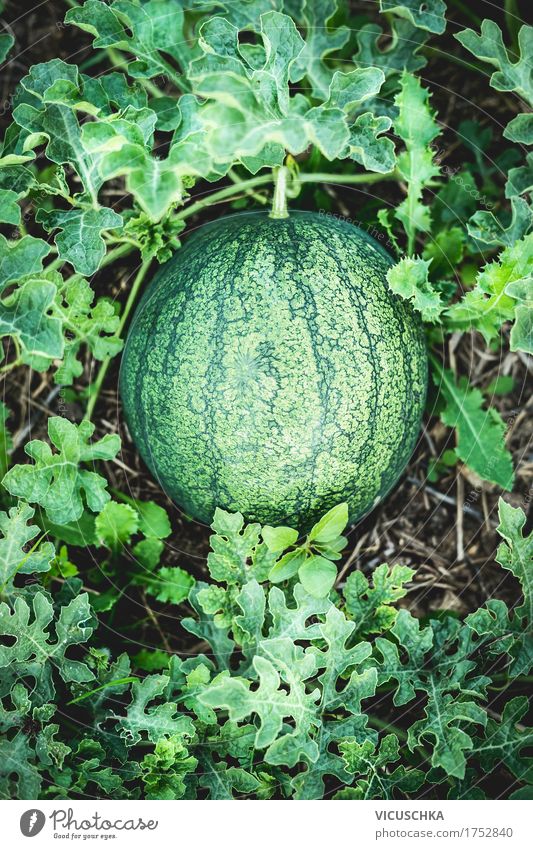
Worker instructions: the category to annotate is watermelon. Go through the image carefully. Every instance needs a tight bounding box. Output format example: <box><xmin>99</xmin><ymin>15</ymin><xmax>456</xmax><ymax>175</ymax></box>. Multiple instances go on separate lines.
<box><xmin>120</xmin><ymin>211</ymin><xmax>427</xmax><ymax>529</ymax></box>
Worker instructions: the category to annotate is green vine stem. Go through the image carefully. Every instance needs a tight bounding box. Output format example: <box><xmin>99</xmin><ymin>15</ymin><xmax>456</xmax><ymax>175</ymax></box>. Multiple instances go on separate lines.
<box><xmin>270</xmin><ymin>165</ymin><xmax>290</xmax><ymax>219</ymax></box>
<box><xmin>227</xmin><ymin>168</ymin><xmax>268</xmax><ymax>205</ymax></box>
<box><xmin>0</xmin><ymin>336</ymin><xmax>21</xmax><ymax>374</ymax></box>
<box><xmin>67</xmin><ymin>677</ymin><xmax>139</xmax><ymax>706</ymax></box>
<box><xmin>174</xmin><ymin>169</ymin><xmax>394</xmax><ymax>225</ymax></box>
<box><xmin>447</xmin><ymin>0</ymin><xmax>482</xmax><ymax>26</ymax></box>
<box><xmin>84</xmin><ymin>259</ymin><xmax>152</xmax><ymax>421</ymax></box>
<box><xmin>504</xmin><ymin>0</ymin><xmax>521</xmax><ymax>53</ymax></box>
<box><xmin>0</xmin><ymin>531</ymin><xmax>47</xmax><ymax>596</ymax></box>
<box><xmin>99</xmin><ymin>241</ymin><xmax>137</xmax><ymax>270</ymax></box>
<box><xmin>367</xmin><ymin>714</ymin><xmax>408</xmax><ymax>742</ymax></box>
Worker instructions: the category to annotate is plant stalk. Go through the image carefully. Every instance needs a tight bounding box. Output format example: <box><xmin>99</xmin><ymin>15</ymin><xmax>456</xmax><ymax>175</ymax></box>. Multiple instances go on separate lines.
<box><xmin>367</xmin><ymin>715</ymin><xmax>408</xmax><ymax>742</ymax></box>
<box><xmin>174</xmin><ymin>169</ymin><xmax>394</xmax><ymax>225</ymax></box>
<box><xmin>504</xmin><ymin>0</ymin><xmax>521</xmax><ymax>54</ymax></box>
<box><xmin>270</xmin><ymin>166</ymin><xmax>290</xmax><ymax>219</ymax></box>
<box><xmin>66</xmin><ymin>677</ymin><xmax>139</xmax><ymax>706</ymax></box>
<box><xmin>447</xmin><ymin>0</ymin><xmax>482</xmax><ymax>26</ymax></box>
<box><xmin>84</xmin><ymin>259</ymin><xmax>152</xmax><ymax>421</ymax></box>
<box><xmin>228</xmin><ymin>168</ymin><xmax>268</xmax><ymax>205</ymax></box>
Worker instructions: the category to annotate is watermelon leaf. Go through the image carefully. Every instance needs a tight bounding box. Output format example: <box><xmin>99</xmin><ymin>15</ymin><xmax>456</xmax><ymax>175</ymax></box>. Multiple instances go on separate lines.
<box><xmin>0</xmin><ymin>277</ymin><xmax>63</xmax><ymax>365</ymax></box>
<box><xmin>141</xmin><ymin>733</ymin><xmax>197</xmax><ymax>800</ymax></box>
<box><xmin>0</xmin><ymin>258</ymin><xmax>122</xmax><ymax>383</ymax></box>
<box><xmin>392</xmin><ymin>72</ymin><xmax>441</xmax><ymax>253</ymax></box>
<box><xmin>0</xmin><ymin>165</ymin><xmax>37</xmax><ymax>226</ymax></box>
<box><xmin>116</xmin><ymin>674</ymin><xmax>195</xmax><ymax>746</ymax></box>
<box><xmin>338</xmin><ymin>734</ymin><xmax>425</xmax><ymax>798</ymax></box>
<box><xmin>380</xmin><ymin>0</ymin><xmax>447</xmax><ymax>35</ymax></box>
<box><xmin>344</xmin><ymin>563</ymin><xmax>415</xmax><ymax>637</ymax></box>
<box><xmin>0</xmin><ymin>502</ymin><xmax>54</xmax><ymax>597</ymax></box>
<box><xmin>308</xmin><ymin>502</ymin><xmax>348</xmax><ymax>544</ymax></box>
<box><xmin>1</xmin><ymin>0</ymin><xmax>532</xmax><ymax>805</ymax></box>
<box><xmin>467</xmin><ymin>196</ymin><xmax>533</xmax><ymax>248</ymax></box>
<box><xmin>52</xmin><ymin>276</ymin><xmax>123</xmax><ymax>385</ymax></box>
<box><xmin>0</xmin><ymin>33</ymin><xmax>14</xmax><ymax>64</ymax></box>
<box><xmin>506</xmin><ymin>278</ymin><xmax>533</xmax><ymax>354</ymax></box>
<box><xmin>65</xmin><ymin>0</ymin><xmax>194</xmax><ymax>82</ymax></box>
<box><xmin>472</xmin><ymin>697</ymin><xmax>533</xmax><ymax>785</ymax></box>
<box><xmin>0</xmin><ymin>590</ymin><xmax>95</xmax><ymax>683</ymax></box>
<box><xmin>445</xmin><ymin>232</ymin><xmax>533</xmax><ymax>344</ymax></box>
<box><xmin>347</xmin><ymin>113</ymin><xmax>396</xmax><ymax>174</ymax></box>
<box><xmin>386</xmin><ymin>256</ymin><xmax>443</xmax><ymax>321</ymax></box>
<box><xmin>353</xmin><ymin>19</ymin><xmax>428</xmax><ymax>76</ymax></box>
<box><xmin>456</xmin><ymin>21</ymin><xmax>533</xmax><ymax>143</ymax></box>
<box><xmin>495</xmin><ymin>499</ymin><xmax>533</xmax><ymax>625</ymax></box>
<box><xmin>431</xmin><ymin>360</ymin><xmax>514</xmax><ymax>490</ymax></box>
<box><xmin>142</xmin><ymin>566</ymin><xmax>194</xmax><ymax>606</ymax></box>
<box><xmin>2</xmin><ymin>417</ymin><xmax>121</xmax><ymax>525</ymax></box>
<box><xmin>186</xmin><ymin>11</ymin><xmax>391</xmax><ymax>174</ymax></box>
<box><xmin>0</xmin><ymin>234</ymin><xmax>52</xmax><ymax>293</ymax></box>
<box><xmin>506</xmin><ymin>152</ymin><xmax>533</xmax><ymax>198</ymax></box>
<box><xmin>298</xmin><ymin>555</ymin><xmax>337</xmax><ymax>598</ymax></box>
<box><xmin>289</xmin><ymin>0</ymin><xmax>349</xmax><ymax>99</ymax></box>
<box><xmin>36</xmin><ymin>207</ymin><xmax>123</xmax><ymax>276</ymax></box>
<box><xmin>207</xmin><ymin>509</ymin><xmax>274</xmax><ymax>585</ymax></box>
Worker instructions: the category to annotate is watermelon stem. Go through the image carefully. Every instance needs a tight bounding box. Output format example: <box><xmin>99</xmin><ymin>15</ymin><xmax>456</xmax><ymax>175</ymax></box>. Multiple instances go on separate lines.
<box><xmin>172</xmin><ymin>170</ymin><xmax>394</xmax><ymax>229</ymax></box>
<box><xmin>270</xmin><ymin>166</ymin><xmax>290</xmax><ymax>219</ymax></box>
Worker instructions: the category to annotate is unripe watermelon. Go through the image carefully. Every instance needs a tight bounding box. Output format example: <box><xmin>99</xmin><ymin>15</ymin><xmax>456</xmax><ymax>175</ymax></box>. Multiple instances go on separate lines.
<box><xmin>120</xmin><ymin>211</ymin><xmax>427</xmax><ymax>529</ymax></box>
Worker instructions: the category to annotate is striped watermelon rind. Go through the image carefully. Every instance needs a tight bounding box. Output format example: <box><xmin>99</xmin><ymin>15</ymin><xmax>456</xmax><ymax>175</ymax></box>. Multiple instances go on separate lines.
<box><xmin>120</xmin><ymin>211</ymin><xmax>427</xmax><ymax>529</ymax></box>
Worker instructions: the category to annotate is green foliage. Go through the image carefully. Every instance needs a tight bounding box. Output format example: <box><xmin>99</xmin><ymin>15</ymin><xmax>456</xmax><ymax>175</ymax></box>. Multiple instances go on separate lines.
<box><xmin>0</xmin><ymin>503</ymin><xmax>54</xmax><ymax>597</ymax></box>
<box><xmin>0</xmin><ymin>499</ymin><xmax>530</xmax><ymax>799</ymax></box>
<box><xmin>431</xmin><ymin>360</ymin><xmax>514</xmax><ymax>490</ymax></box>
<box><xmin>267</xmin><ymin>503</ymin><xmax>349</xmax><ymax>597</ymax></box>
<box><xmin>0</xmin><ymin>403</ymin><xmax>12</xmax><ymax>480</ymax></box>
<box><xmin>141</xmin><ymin>734</ymin><xmax>197</xmax><ymax>799</ymax></box>
<box><xmin>427</xmin><ymin>448</ymin><xmax>458</xmax><ymax>482</ymax></box>
<box><xmin>495</xmin><ymin>501</ymin><xmax>532</xmax><ymax>624</ymax></box>
<box><xmin>445</xmin><ymin>234</ymin><xmax>533</xmax><ymax>346</ymax></box>
<box><xmin>142</xmin><ymin>567</ymin><xmax>194</xmax><ymax>606</ymax></box>
<box><xmin>344</xmin><ymin>563</ymin><xmax>414</xmax><ymax>637</ymax></box>
<box><xmin>386</xmin><ymin>256</ymin><xmax>443</xmax><ymax>321</ymax></box>
<box><xmin>0</xmin><ymin>590</ymin><xmax>95</xmax><ymax>689</ymax></box>
<box><xmin>0</xmin><ymin>235</ymin><xmax>52</xmax><ymax>290</ymax></box>
<box><xmin>392</xmin><ymin>72</ymin><xmax>440</xmax><ymax>253</ymax></box>
<box><xmin>95</xmin><ymin>502</ymin><xmax>139</xmax><ymax>549</ymax></box>
<box><xmin>456</xmin><ymin>22</ymin><xmax>533</xmax><ymax>144</ymax></box>
<box><xmin>380</xmin><ymin>1</ymin><xmax>447</xmax><ymax>35</ymax></box>
<box><xmin>37</xmin><ymin>207</ymin><xmax>123</xmax><ymax>276</ymax></box>
<box><xmin>354</xmin><ymin>18</ymin><xmax>428</xmax><ymax>77</ymax></box>
<box><xmin>206</xmin><ymin>507</ymin><xmax>275</xmax><ymax>586</ymax></box>
<box><xmin>0</xmin><ymin>33</ymin><xmax>13</xmax><ymax>64</ymax></box>
<box><xmin>467</xmin><ymin>500</ymin><xmax>533</xmax><ymax>677</ymax></box>
<box><xmin>2</xmin><ymin>418</ymin><xmax>120</xmax><ymax>525</ymax></box>
<box><xmin>0</xmin><ymin>269</ymin><xmax>122</xmax><ymax>384</ymax></box>
<box><xmin>0</xmin><ymin>0</ymin><xmax>526</xmax><ymax>491</ymax></box>
<box><xmin>0</xmin><ymin>0</ymin><xmax>530</xmax><ymax>804</ymax></box>
<box><xmin>65</xmin><ymin>0</ymin><xmax>195</xmax><ymax>82</ymax></box>
<box><xmin>338</xmin><ymin>734</ymin><xmax>424</xmax><ymax>798</ymax></box>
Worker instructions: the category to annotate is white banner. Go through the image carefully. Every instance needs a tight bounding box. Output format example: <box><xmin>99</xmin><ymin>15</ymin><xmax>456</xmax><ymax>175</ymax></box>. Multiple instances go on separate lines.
<box><xmin>1</xmin><ymin>800</ymin><xmax>531</xmax><ymax>849</ymax></box>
